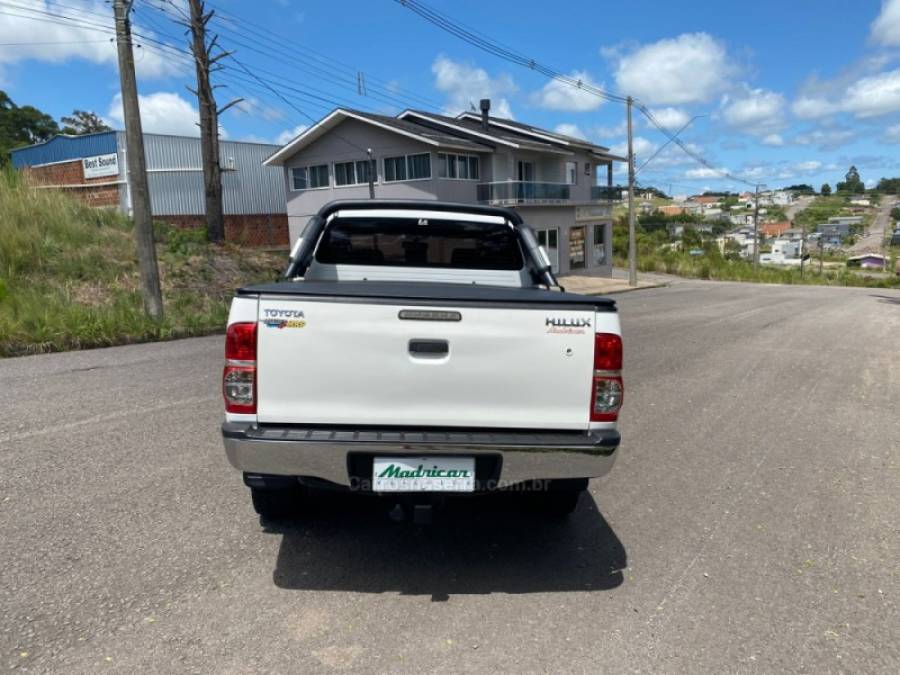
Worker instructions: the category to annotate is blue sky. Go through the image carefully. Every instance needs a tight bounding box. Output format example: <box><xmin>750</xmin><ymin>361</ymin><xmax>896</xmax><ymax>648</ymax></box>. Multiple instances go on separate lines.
<box><xmin>2</xmin><ymin>0</ymin><xmax>900</xmax><ymax>193</ymax></box>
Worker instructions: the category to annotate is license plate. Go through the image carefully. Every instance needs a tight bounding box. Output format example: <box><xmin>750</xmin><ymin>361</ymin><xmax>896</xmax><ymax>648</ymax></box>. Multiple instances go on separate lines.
<box><xmin>372</xmin><ymin>456</ymin><xmax>475</xmax><ymax>492</ymax></box>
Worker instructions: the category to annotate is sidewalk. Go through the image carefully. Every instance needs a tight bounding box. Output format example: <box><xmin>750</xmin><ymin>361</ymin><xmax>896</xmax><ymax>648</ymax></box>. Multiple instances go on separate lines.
<box><xmin>558</xmin><ymin>272</ymin><xmax>664</xmax><ymax>295</ymax></box>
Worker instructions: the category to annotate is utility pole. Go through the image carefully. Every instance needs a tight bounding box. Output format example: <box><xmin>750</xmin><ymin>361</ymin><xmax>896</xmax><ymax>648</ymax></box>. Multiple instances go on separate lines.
<box><xmin>113</xmin><ymin>0</ymin><xmax>163</xmax><ymax>321</ymax></box>
<box><xmin>799</xmin><ymin>221</ymin><xmax>806</xmax><ymax>278</ymax></box>
<box><xmin>187</xmin><ymin>0</ymin><xmax>241</xmax><ymax>243</ymax></box>
<box><xmin>626</xmin><ymin>96</ymin><xmax>636</xmax><ymax>287</ymax></box>
<box><xmin>367</xmin><ymin>148</ymin><xmax>375</xmax><ymax>199</ymax></box>
<box><xmin>752</xmin><ymin>184</ymin><xmax>760</xmax><ymax>271</ymax></box>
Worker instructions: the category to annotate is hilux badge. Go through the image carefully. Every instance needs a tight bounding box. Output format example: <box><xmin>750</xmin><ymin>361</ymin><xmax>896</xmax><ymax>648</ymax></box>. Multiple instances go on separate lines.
<box><xmin>546</xmin><ymin>316</ymin><xmax>591</xmax><ymax>334</ymax></box>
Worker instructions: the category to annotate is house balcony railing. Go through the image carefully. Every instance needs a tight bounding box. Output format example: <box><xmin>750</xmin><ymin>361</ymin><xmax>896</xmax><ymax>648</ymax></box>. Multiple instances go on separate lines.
<box><xmin>476</xmin><ymin>181</ymin><xmax>620</xmax><ymax>206</ymax></box>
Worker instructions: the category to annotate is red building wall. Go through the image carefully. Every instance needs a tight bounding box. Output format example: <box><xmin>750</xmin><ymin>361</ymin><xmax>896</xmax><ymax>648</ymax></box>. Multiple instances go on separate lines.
<box><xmin>21</xmin><ymin>161</ymin><xmax>287</xmax><ymax>247</ymax></box>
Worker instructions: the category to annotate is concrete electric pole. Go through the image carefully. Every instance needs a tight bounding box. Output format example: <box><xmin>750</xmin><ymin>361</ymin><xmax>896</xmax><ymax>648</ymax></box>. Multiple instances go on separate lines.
<box><xmin>627</xmin><ymin>96</ymin><xmax>637</xmax><ymax>287</ymax></box>
<box><xmin>113</xmin><ymin>0</ymin><xmax>163</xmax><ymax>320</ymax></box>
<box><xmin>187</xmin><ymin>0</ymin><xmax>241</xmax><ymax>243</ymax></box>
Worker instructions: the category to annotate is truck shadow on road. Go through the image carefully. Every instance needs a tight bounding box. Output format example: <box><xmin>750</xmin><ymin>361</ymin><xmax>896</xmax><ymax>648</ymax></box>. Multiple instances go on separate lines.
<box><xmin>267</xmin><ymin>490</ymin><xmax>626</xmax><ymax>598</ymax></box>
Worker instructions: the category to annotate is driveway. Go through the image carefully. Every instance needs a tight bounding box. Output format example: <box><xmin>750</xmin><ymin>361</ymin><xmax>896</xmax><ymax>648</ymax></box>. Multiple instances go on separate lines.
<box><xmin>1</xmin><ymin>281</ymin><xmax>898</xmax><ymax>673</ymax></box>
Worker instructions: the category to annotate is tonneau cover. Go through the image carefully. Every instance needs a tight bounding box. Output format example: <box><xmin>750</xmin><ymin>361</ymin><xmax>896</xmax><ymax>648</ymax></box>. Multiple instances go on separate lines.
<box><xmin>238</xmin><ymin>280</ymin><xmax>616</xmax><ymax>311</ymax></box>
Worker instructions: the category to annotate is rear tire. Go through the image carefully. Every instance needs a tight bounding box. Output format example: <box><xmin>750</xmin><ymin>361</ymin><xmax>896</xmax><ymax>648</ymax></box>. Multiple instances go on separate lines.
<box><xmin>250</xmin><ymin>486</ymin><xmax>303</xmax><ymax>521</ymax></box>
<box><xmin>531</xmin><ymin>478</ymin><xmax>588</xmax><ymax>517</ymax></box>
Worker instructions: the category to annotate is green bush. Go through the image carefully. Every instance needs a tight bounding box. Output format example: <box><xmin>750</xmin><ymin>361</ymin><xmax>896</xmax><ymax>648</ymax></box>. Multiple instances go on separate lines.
<box><xmin>0</xmin><ymin>170</ymin><xmax>281</xmax><ymax>356</ymax></box>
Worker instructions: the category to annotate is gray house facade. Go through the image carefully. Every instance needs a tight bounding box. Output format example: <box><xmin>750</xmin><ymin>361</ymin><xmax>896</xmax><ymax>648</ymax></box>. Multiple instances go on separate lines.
<box><xmin>264</xmin><ymin>103</ymin><xmax>623</xmax><ymax>276</ymax></box>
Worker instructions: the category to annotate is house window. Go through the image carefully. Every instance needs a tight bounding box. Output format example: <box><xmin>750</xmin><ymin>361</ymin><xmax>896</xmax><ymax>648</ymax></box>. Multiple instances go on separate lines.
<box><xmin>536</xmin><ymin>227</ymin><xmax>559</xmax><ymax>273</ymax></box>
<box><xmin>565</xmin><ymin>161</ymin><xmax>577</xmax><ymax>185</ymax></box>
<box><xmin>407</xmin><ymin>153</ymin><xmax>431</xmax><ymax>180</ymax></box>
<box><xmin>384</xmin><ymin>156</ymin><xmax>407</xmax><ymax>182</ymax></box>
<box><xmin>291</xmin><ymin>167</ymin><xmax>307</xmax><ymax>191</ymax></box>
<box><xmin>333</xmin><ymin>160</ymin><xmax>374</xmax><ymax>186</ymax></box>
<box><xmin>437</xmin><ymin>153</ymin><xmax>480</xmax><ymax>180</ymax></box>
<box><xmin>355</xmin><ymin>159</ymin><xmax>374</xmax><ymax>184</ymax></box>
<box><xmin>334</xmin><ymin>161</ymin><xmax>356</xmax><ymax>186</ymax></box>
<box><xmin>593</xmin><ymin>224</ymin><xmax>606</xmax><ymax>265</ymax></box>
<box><xmin>290</xmin><ymin>164</ymin><xmax>328</xmax><ymax>190</ymax></box>
<box><xmin>384</xmin><ymin>153</ymin><xmax>431</xmax><ymax>182</ymax></box>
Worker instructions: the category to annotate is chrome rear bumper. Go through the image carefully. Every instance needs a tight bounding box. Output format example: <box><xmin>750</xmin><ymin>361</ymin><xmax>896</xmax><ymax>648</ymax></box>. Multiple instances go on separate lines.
<box><xmin>222</xmin><ymin>422</ymin><xmax>619</xmax><ymax>488</ymax></box>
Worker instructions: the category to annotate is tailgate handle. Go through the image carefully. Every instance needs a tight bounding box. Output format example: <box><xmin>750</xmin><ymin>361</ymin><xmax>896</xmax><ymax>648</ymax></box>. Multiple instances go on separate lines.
<box><xmin>409</xmin><ymin>339</ymin><xmax>449</xmax><ymax>356</ymax></box>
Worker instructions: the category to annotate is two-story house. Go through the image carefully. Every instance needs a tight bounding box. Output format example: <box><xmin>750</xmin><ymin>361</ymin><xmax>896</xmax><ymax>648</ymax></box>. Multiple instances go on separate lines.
<box><xmin>263</xmin><ymin>100</ymin><xmax>623</xmax><ymax>276</ymax></box>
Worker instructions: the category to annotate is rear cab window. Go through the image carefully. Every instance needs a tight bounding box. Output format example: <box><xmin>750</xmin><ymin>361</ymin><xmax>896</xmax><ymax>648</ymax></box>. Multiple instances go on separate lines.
<box><xmin>314</xmin><ymin>216</ymin><xmax>525</xmax><ymax>270</ymax></box>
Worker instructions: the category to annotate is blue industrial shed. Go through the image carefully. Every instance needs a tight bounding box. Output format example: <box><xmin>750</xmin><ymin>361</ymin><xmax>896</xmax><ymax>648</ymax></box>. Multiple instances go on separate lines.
<box><xmin>11</xmin><ymin>131</ymin><xmax>288</xmax><ymax>246</ymax></box>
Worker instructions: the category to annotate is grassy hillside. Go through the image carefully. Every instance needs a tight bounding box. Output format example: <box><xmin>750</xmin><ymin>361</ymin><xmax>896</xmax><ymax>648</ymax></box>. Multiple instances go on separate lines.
<box><xmin>0</xmin><ymin>171</ymin><xmax>283</xmax><ymax>357</ymax></box>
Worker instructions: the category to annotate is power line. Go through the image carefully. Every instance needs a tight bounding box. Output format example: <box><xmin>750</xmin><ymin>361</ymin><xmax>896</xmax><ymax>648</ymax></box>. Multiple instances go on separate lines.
<box><xmin>636</xmin><ymin>104</ymin><xmax>762</xmax><ymax>187</ymax></box>
<box><xmin>226</xmin><ymin>53</ymin><xmax>372</xmax><ymax>154</ymax></box>
<box><xmin>394</xmin><ymin>0</ymin><xmax>770</xmax><ymax>186</ymax></box>
<box><xmin>199</xmin><ymin>0</ymin><xmax>445</xmax><ymax>110</ymax></box>
<box><xmin>142</xmin><ymin>0</ymin><xmax>444</xmax><ymax>113</ymax></box>
<box><xmin>0</xmin><ymin>39</ymin><xmax>113</xmax><ymax>46</ymax></box>
<box><xmin>393</xmin><ymin>0</ymin><xmax>627</xmax><ymax>104</ymax></box>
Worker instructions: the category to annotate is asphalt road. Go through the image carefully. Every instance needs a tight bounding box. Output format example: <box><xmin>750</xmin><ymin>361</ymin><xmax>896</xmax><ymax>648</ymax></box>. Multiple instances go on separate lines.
<box><xmin>2</xmin><ymin>280</ymin><xmax>898</xmax><ymax>673</ymax></box>
<box><xmin>848</xmin><ymin>202</ymin><xmax>892</xmax><ymax>255</ymax></box>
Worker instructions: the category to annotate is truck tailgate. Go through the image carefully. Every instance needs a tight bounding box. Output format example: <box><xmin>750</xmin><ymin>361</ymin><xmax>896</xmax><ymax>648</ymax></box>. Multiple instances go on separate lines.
<box><xmin>255</xmin><ymin>296</ymin><xmax>596</xmax><ymax>430</ymax></box>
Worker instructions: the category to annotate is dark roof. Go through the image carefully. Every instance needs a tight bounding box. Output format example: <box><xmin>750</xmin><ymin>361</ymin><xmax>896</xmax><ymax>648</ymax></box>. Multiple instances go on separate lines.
<box><xmin>458</xmin><ymin>112</ymin><xmax>612</xmax><ymax>152</ymax></box>
<box><xmin>402</xmin><ymin>110</ymin><xmax>582</xmax><ymax>155</ymax></box>
<box><xmin>344</xmin><ymin>109</ymin><xmax>492</xmax><ymax>151</ymax></box>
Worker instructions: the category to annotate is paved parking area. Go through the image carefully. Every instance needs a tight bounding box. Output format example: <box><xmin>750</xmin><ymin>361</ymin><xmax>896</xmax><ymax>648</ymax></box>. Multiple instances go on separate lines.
<box><xmin>1</xmin><ymin>280</ymin><xmax>898</xmax><ymax>673</ymax></box>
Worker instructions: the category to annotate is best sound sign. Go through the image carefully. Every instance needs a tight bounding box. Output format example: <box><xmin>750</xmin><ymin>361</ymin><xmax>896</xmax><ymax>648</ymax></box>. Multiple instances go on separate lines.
<box><xmin>82</xmin><ymin>153</ymin><xmax>119</xmax><ymax>179</ymax></box>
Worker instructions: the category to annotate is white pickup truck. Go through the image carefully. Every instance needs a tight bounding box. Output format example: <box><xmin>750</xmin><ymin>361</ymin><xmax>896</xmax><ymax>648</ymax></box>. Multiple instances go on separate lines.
<box><xmin>221</xmin><ymin>200</ymin><xmax>623</xmax><ymax>521</ymax></box>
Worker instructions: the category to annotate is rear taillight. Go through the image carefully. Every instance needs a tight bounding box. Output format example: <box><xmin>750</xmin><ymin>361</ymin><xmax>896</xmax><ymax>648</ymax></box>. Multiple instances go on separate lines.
<box><xmin>591</xmin><ymin>332</ymin><xmax>623</xmax><ymax>422</ymax></box>
<box><xmin>224</xmin><ymin>322</ymin><xmax>257</xmax><ymax>414</ymax></box>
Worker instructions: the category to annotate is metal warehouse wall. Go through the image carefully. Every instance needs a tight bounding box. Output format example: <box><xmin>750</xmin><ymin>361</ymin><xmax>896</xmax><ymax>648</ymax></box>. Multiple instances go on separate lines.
<box><xmin>143</xmin><ymin>134</ymin><xmax>285</xmax><ymax>216</ymax></box>
<box><xmin>10</xmin><ymin>131</ymin><xmax>119</xmax><ymax>168</ymax></box>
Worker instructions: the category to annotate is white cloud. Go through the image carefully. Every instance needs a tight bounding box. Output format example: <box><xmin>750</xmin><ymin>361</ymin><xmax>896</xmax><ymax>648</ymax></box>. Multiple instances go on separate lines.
<box><xmin>609</xmin><ymin>33</ymin><xmax>735</xmax><ymax>105</ymax></box>
<box><xmin>685</xmin><ymin>166</ymin><xmax>728</xmax><ymax>179</ymax></box>
<box><xmin>0</xmin><ymin>1</ymin><xmax>183</xmax><ymax>79</ymax></box>
<box><xmin>106</xmin><ymin>92</ymin><xmax>217</xmax><ymax>137</ymax></box>
<box><xmin>233</xmin><ymin>97</ymin><xmax>284</xmax><ymax>122</ymax></box>
<box><xmin>791</xmin><ymin>96</ymin><xmax>840</xmax><ymax>119</ymax></box>
<box><xmin>553</xmin><ymin>123</ymin><xmax>587</xmax><ymax>140</ymax></box>
<box><xmin>792</xmin><ymin>68</ymin><xmax>900</xmax><ymax>119</ymax></box>
<box><xmin>431</xmin><ymin>55</ymin><xmax>516</xmax><ymax>118</ymax></box>
<box><xmin>610</xmin><ymin>136</ymin><xmax>657</xmax><ymax>161</ymax></box>
<box><xmin>843</xmin><ymin>68</ymin><xmax>900</xmax><ymax>117</ymax></box>
<box><xmin>533</xmin><ymin>71</ymin><xmax>604</xmax><ymax>112</ymax></box>
<box><xmin>593</xmin><ymin>120</ymin><xmax>627</xmax><ymax>140</ymax></box>
<box><xmin>721</xmin><ymin>86</ymin><xmax>785</xmax><ymax>135</ymax></box>
<box><xmin>276</xmin><ymin>124</ymin><xmax>308</xmax><ymax>146</ymax></box>
<box><xmin>871</xmin><ymin>0</ymin><xmax>900</xmax><ymax>46</ymax></box>
<box><xmin>794</xmin><ymin>160</ymin><xmax>822</xmax><ymax>172</ymax></box>
<box><xmin>761</xmin><ymin>133</ymin><xmax>784</xmax><ymax>146</ymax></box>
<box><xmin>883</xmin><ymin>123</ymin><xmax>900</xmax><ymax>142</ymax></box>
<box><xmin>648</xmin><ymin>107</ymin><xmax>690</xmax><ymax>129</ymax></box>
<box><xmin>793</xmin><ymin>128</ymin><xmax>855</xmax><ymax>150</ymax></box>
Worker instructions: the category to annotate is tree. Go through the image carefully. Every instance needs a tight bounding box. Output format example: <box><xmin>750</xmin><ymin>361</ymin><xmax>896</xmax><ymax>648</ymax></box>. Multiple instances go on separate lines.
<box><xmin>0</xmin><ymin>91</ymin><xmax>59</xmax><ymax>166</ymax></box>
<box><xmin>821</xmin><ymin>183</ymin><xmax>832</xmax><ymax>196</ymax></box>
<box><xmin>876</xmin><ymin>177</ymin><xmax>900</xmax><ymax>194</ymax></box>
<box><xmin>723</xmin><ymin>238</ymin><xmax>743</xmax><ymax>261</ymax></box>
<box><xmin>836</xmin><ymin>165</ymin><xmax>865</xmax><ymax>194</ymax></box>
<box><xmin>60</xmin><ymin>110</ymin><xmax>112</xmax><ymax>135</ymax></box>
<box><xmin>681</xmin><ymin>225</ymin><xmax>702</xmax><ymax>250</ymax></box>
